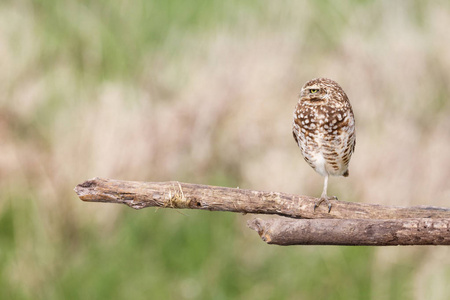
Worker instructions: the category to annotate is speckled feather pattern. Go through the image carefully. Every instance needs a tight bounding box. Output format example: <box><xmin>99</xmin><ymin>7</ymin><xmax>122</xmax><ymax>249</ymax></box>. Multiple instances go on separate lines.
<box><xmin>292</xmin><ymin>78</ymin><xmax>356</xmax><ymax>178</ymax></box>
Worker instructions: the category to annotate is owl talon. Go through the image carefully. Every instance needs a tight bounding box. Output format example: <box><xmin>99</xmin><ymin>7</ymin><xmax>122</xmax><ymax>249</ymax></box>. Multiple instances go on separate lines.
<box><xmin>314</xmin><ymin>196</ymin><xmax>336</xmax><ymax>213</ymax></box>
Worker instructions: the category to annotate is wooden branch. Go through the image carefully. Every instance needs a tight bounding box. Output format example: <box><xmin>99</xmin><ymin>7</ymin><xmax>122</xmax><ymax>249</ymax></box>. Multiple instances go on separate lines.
<box><xmin>248</xmin><ymin>218</ymin><xmax>450</xmax><ymax>246</ymax></box>
<box><xmin>75</xmin><ymin>178</ymin><xmax>450</xmax><ymax>246</ymax></box>
<box><xmin>75</xmin><ymin>177</ymin><xmax>450</xmax><ymax>220</ymax></box>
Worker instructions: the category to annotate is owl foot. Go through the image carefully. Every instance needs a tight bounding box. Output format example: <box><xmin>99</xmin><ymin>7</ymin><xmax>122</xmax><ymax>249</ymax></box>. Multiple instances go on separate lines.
<box><xmin>314</xmin><ymin>196</ymin><xmax>338</xmax><ymax>213</ymax></box>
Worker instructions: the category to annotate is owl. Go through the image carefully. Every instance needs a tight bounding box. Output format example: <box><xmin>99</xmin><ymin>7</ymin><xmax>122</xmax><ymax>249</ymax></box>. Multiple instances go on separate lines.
<box><xmin>292</xmin><ymin>78</ymin><xmax>356</xmax><ymax>212</ymax></box>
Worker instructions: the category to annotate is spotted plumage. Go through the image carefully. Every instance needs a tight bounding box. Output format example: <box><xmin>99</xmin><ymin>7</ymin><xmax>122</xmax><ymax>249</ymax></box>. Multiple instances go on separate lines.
<box><xmin>292</xmin><ymin>78</ymin><xmax>356</xmax><ymax>212</ymax></box>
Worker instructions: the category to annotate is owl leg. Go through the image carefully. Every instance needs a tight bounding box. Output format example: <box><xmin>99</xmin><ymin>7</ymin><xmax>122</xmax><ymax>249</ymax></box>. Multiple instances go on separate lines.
<box><xmin>314</xmin><ymin>175</ymin><xmax>337</xmax><ymax>213</ymax></box>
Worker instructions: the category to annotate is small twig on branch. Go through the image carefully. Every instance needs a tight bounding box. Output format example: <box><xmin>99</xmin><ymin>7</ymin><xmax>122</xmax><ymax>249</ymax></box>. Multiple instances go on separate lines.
<box><xmin>75</xmin><ymin>177</ymin><xmax>450</xmax><ymax>220</ymax></box>
<box><xmin>248</xmin><ymin>218</ymin><xmax>450</xmax><ymax>246</ymax></box>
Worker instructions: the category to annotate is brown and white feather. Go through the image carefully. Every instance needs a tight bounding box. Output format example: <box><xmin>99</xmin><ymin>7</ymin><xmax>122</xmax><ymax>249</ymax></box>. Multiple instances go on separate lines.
<box><xmin>292</xmin><ymin>78</ymin><xmax>356</xmax><ymax>179</ymax></box>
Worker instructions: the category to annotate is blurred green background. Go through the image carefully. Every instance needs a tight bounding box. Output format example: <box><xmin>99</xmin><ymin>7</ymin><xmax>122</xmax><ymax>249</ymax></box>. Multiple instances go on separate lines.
<box><xmin>1</xmin><ymin>0</ymin><xmax>450</xmax><ymax>299</ymax></box>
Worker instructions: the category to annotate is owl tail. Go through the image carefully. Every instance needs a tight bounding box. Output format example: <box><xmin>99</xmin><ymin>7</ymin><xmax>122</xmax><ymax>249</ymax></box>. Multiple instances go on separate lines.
<box><xmin>343</xmin><ymin>169</ymin><xmax>349</xmax><ymax>177</ymax></box>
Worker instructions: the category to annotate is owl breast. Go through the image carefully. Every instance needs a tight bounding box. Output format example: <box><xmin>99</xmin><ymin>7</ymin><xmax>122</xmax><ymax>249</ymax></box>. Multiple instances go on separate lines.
<box><xmin>292</xmin><ymin>102</ymin><xmax>355</xmax><ymax>177</ymax></box>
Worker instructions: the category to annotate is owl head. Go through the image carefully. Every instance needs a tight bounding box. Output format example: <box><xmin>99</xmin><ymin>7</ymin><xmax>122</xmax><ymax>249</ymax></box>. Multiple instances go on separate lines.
<box><xmin>299</xmin><ymin>78</ymin><xmax>347</xmax><ymax>105</ymax></box>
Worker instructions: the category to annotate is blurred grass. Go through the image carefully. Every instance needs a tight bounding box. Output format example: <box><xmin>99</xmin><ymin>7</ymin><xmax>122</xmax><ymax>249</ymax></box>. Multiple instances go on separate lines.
<box><xmin>1</xmin><ymin>0</ymin><xmax>450</xmax><ymax>299</ymax></box>
<box><xmin>31</xmin><ymin>0</ymin><xmax>264</xmax><ymax>82</ymax></box>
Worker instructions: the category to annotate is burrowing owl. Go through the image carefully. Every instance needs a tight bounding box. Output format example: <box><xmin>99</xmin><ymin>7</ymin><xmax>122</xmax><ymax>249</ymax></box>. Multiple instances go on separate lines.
<box><xmin>292</xmin><ymin>78</ymin><xmax>356</xmax><ymax>212</ymax></box>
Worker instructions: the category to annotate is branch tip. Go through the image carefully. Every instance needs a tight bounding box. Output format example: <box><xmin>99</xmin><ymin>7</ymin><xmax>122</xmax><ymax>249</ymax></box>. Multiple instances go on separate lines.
<box><xmin>247</xmin><ymin>219</ymin><xmax>273</xmax><ymax>243</ymax></box>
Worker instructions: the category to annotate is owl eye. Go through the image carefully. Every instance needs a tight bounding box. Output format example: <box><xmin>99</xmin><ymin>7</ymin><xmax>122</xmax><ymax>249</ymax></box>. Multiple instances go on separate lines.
<box><xmin>309</xmin><ymin>89</ymin><xmax>319</xmax><ymax>94</ymax></box>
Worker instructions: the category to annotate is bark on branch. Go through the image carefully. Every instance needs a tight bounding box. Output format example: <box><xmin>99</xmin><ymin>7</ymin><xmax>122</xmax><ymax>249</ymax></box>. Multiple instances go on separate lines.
<box><xmin>248</xmin><ymin>218</ymin><xmax>450</xmax><ymax>246</ymax></box>
<box><xmin>75</xmin><ymin>177</ymin><xmax>450</xmax><ymax>219</ymax></box>
<box><xmin>75</xmin><ymin>177</ymin><xmax>450</xmax><ymax>246</ymax></box>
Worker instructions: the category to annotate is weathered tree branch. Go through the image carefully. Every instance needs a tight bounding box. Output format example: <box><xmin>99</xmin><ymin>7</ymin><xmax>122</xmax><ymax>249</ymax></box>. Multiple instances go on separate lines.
<box><xmin>75</xmin><ymin>178</ymin><xmax>450</xmax><ymax>246</ymax></box>
<box><xmin>75</xmin><ymin>177</ymin><xmax>450</xmax><ymax>219</ymax></box>
<box><xmin>248</xmin><ymin>218</ymin><xmax>450</xmax><ymax>246</ymax></box>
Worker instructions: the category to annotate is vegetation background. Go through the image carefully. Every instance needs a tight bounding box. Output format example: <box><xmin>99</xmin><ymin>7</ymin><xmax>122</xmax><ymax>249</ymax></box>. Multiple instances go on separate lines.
<box><xmin>1</xmin><ymin>0</ymin><xmax>450</xmax><ymax>299</ymax></box>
